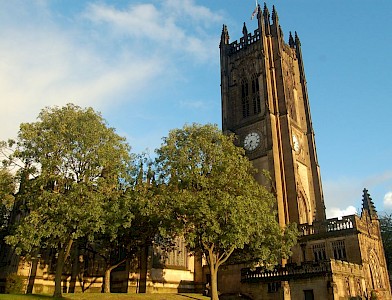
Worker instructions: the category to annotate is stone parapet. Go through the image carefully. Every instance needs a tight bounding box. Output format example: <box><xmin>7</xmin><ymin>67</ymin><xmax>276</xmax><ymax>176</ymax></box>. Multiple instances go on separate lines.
<box><xmin>241</xmin><ymin>261</ymin><xmax>332</xmax><ymax>283</ymax></box>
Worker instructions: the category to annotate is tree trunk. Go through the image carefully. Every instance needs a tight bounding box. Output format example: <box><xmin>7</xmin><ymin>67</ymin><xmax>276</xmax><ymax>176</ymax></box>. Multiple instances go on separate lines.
<box><xmin>124</xmin><ymin>257</ymin><xmax>130</xmax><ymax>293</ymax></box>
<box><xmin>205</xmin><ymin>245</ymin><xmax>234</xmax><ymax>300</ymax></box>
<box><xmin>69</xmin><ymin>246</ymin><xmax>79</xmax><ymax>293</ymax></box>
<box><xmin>54</xmin><ymin>239</ymin><xmax>73</xmax><ymax>298</ymax></box>
<box><xmin>209</xmin><ymin>262</ymin><xmax>219</xmax><ymax>300</ymax></box>
<box><xmin>138</xmin><ymin>245</ymin><xmax>149</xmax><ymax>293</ymax></box>
<box><xmin>26</xmin><ymin>256</ymin><xmax>39</xmax><ymax>294</ymax></box>
<box><xmin>104</xmin><ymin>267</ymin><xmax>111</xmax><ymax>293</ymax></box>
<box><xmin>54</xmin><ymin>247</ymin><xmax>66</xmax><ymax>298</ymax></box>
<box><xmin>103</xmin><ymin>259</ymin><xmax>126</xmax><ymax>293</ymax></box>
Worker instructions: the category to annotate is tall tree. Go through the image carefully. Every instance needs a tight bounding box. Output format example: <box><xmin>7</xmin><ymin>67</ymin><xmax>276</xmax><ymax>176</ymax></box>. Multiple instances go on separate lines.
<box><xmin>5</xmin><ymin>104</ymin><xmax>132</xmax><ymax>298</ymax></box>
<box><xmin>125</xmin><ymin>159</ymin><xmax>179</xmax><ymax>293</ymax></box>
<box><xmin>380</xmin><ymin>213</ymin><xmax>392</xmax><ymax>272</ymax></box>
<box><xmin>0</xmin><ymin>168</ymin><xmax>15</xmax><ymax>233</ymax></box>
<box><xmin>156</xmin><ymin>124</ymin><xmax>297</xmax><ymax>300</ymax></box>
<box><xmin>83</xmin><ymin>191</ymin><xmax>133</xmax><ymax>294</ymax></box>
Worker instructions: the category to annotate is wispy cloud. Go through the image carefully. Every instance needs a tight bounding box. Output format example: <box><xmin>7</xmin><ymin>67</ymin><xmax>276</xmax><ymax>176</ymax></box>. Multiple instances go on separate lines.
<box><xmin>83</xmin><ymin>1</ymin><xmax>222</xmax><ymax>62</ymax></box>
<box><xmin>323</xmin><ymin>170</ymin><xmax>392</xmax><ymax>218</ymax></box>
<box><xmin>363</xmin><ymin>170</ymin><xmax>392</xmax><ymax>187</ymax></box>
<box><xmin>0</xmin><ymin>1</ymin><xmax>223</xmax><ymax>144</ymax></box>
<box><xmin>179</xmin><ymin>99</ymin><xmax>206</xmax><ymax>109</ymax></box>
<box><xmin>163</xmin><ymin>0</ymin><xmax>223</xmax><ymax>23</ymax></box>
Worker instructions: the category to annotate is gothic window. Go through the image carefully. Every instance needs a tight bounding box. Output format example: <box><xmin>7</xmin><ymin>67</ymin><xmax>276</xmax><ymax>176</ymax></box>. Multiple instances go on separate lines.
<box><xmin>268</xmin><ymin>282</ymin><xmax>280</xmax><ymax>293</ymax></box>
<box><xmin>332</xmin><ymin>240</ymin><xmax>347</xmax><ymax>261</ymax></box>
<box><xmin>251</xmin><ymin>75</ymin><xmax>261</xmax><ymax>115</ymax></box>
<box><xmin>166</xmin><ymin>237</ymin><xmax>187</xmax><ymax>267</ymax></box>
<box><xmin>289</xmin><ymin>88</ymin><xmax>298</xmax><ymax>122</ymax></box>
<box><xmin>312</xmin><ymin>243</ymin><xmax>326</xmax><ymax>261</ymax></box>
<box><xmin>241</xmin><ymin>80</ymin><xmax>249</xmax><ymax>118</ymax></box>
<box><xmin>304</xmin><ymin>290</ymin><xmax>314</xmax><ymax>300</ymax></box>
<box><xmin>153</xmin><ymin>237</ymin><xmax>188</xmax><ymax>269</ymax></box>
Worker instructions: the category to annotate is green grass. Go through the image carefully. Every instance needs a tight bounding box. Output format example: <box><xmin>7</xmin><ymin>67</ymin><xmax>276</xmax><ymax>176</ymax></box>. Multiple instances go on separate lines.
<box><xmin>0</xmin><ymin>293</ymin><xmax>209</xmax><ymax>300</ymax></box>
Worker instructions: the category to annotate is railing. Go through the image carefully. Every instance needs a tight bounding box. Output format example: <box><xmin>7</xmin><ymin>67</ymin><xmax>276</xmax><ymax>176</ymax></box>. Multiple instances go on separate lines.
<box><xmin>241</xmin><ymin>261</ymin><xmax>332</xmax><ymax>282</ymax></box>
<box><xmin>299</xmin><ymin>215</ymin><xmax>356</xmax><ymax>237</ymax></box>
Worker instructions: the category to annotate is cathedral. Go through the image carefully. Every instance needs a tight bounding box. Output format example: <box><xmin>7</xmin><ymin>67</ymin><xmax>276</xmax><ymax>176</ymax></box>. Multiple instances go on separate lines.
<box><xmin>0</xmin><ymin>3</ymin><xmax>391</xmax><ymax>299</ymax></box>
<box><xmin>217</xmin><ymin>4</ymin><xmax>391</xmax><ymax>300</ymax></box>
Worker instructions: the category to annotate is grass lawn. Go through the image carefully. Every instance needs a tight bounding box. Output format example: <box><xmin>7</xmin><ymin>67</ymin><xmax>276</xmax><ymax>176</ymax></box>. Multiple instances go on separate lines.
<box><xmin>0</xmin><ymin>293</ymin><xmax>209</xmax><ymax>300</ymax></box>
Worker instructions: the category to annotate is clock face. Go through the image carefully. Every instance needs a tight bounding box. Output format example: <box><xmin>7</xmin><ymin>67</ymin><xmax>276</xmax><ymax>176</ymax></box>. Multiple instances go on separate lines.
<box><xmin>244</xmin><ymin>132</ymin><xmax>261</xmax><ymax>151</ymax></box>
<box><xmin>292</xmin><ymin>134</ymin><xmax>300</xmax><ymax>152</ymax></box>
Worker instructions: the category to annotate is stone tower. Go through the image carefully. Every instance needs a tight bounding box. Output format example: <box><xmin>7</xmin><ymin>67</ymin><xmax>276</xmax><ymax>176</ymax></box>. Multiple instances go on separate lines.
<box><xmin>220</xmin><ymin>4</ymin><xmax>326</xmax><ymax>227</ymax></box>
<box><xmin>218</xmin><ymin>5</ymin><xmax>392</xmax><ymax>299</ymax></box>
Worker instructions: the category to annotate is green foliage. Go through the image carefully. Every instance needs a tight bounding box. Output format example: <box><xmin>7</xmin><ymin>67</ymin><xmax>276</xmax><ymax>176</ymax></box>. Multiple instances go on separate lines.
<box><xmin>5</xmin><ymin>273</ymin><xmax>24</xmax><ymax>294</ymax></box>
<box><xmin>370</xmin><ymin>290</ymin><xmax>378</xmax><ymax>299</ymax></box>
<box><xmin>0</xmin><ymin>168</ymin><xmax>15</xmax><ymax>231</ymax></box>
<box><xmin>156</xmin><ymin>123</ymin><xmax>296</xmax><ymax>263</ymax></box>
<box><xmin>155</xmin><ymin>124</ymin><xmax>297</xmax><ymax>300</ymax></box>
<box><xmin>379</xmin><ymin>213</ymin><xmax>392</xmax><ymax>272</ymax></box>
<box><xmin>125</xmin><ymin>158</ymin><xmax>179</xmax><ymax>248</ymax></box>
<box><xmin>4</xmin><ymin>104</ymin><xmax>133</xmax><ymax>297</ymax></box>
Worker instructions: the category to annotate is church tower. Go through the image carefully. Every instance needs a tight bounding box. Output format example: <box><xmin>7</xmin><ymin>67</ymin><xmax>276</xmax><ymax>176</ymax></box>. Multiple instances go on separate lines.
<box><xmin>220</xmin><ymin>5</ymin><xmax>326</xmax><ymax>226</ymax></box>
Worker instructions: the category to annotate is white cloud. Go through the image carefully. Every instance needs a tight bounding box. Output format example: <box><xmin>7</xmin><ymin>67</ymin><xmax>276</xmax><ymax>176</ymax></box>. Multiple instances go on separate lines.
<box><xmin>323</xmin><ymin>177</ymin><xmax>362</xmax><ymax>214</ymax></box>
<box><xmin>0</xmin><ymin>1</ymin><xmax>222</xmax><ymax>143</ymax></box>
<box><xmin>163</xmin><ymin>0</ymin><xmax>223</xmax><ymax>23</ymax></box>
<box><xmin>83</xmin><ymin>1</ymin><xmax>221</xmax><ymax>62</ymax></box>
<box><xmin>384</xmin><ymin>192</ymin><xmax>392</xmax><ymax>208</ymax></box>
<box><xmin>322</xmin><ymin>171</ymin><xmax>392</xmax><ymax>217</ymax></box>
<box><xmin>179</xmin><ymin>99</ymin><xmax>206</xmax><ymax>109</ymax></box>
<box><xmin>326</xmin><ymin>206</ymin><xmax>357</xmax><ymax>219</ymax></box>
<box><xmin>0</xmin><ymin>21</ymin><xmax>162</xmax><ymax>141</ymax></box>
<box><xmin>363</xmin><ymin>171</ymin><xmax>392</xmax><ymax>188</ymax></box>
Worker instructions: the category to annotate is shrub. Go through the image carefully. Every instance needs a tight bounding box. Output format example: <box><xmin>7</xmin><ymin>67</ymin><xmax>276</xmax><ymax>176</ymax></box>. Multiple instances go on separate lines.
<box><xmin>370</xmin><ymin>290</ymin><xmax>378</xmax><ymax>300</ymax></box>
<box><xmin>5</xmin><ymin>273</ymin><xmax>24</xmax><ymax>294</ymax></box>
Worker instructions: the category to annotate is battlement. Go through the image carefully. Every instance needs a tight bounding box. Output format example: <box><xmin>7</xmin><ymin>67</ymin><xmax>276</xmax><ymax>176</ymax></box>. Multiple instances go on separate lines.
<box><xmin>330</xmin><ymin>258</ymin><xmax>363</xmax><ymax>274</ymax></box>
<box><xmin>228</xmin><ymin>29</ymin><xmax>261</xmax><ymax>54</ymax></box>
<box><xmin>221</xmin><ymin>4</ymin><xmax>302</xmax><ymax>58</ymax></box>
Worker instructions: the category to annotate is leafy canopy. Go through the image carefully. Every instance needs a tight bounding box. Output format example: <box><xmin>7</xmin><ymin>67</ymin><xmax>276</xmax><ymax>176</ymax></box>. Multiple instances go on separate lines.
<box><xmin>156</xmin><ymin>123</ymin><xmax>296</xmax><ymax>266</ymax></box>
<box><xmin>5</xmin><ymin>103</ymin><xmax>132</xmax><ymax>254</ymax></box>
<box><xmin>0</xmin><ymin>168</ymin><xmax>15</xmax><ymax>231</ymax></box>
<box><xmin>380</xmin><ymin>213</ymin><xmax>392</xmax><ymax>271</ymax></box>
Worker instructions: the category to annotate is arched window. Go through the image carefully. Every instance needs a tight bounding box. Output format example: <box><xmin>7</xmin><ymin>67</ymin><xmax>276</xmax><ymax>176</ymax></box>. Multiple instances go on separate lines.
<box><xmin>241</xmin><ymin>80</ymin><xmax>249</xmax><ymax>118</ymax></box>
<box><xmin>251</xmin><ymin>75</ymin><xmax>261</xmax><ymax>115</ymax></box>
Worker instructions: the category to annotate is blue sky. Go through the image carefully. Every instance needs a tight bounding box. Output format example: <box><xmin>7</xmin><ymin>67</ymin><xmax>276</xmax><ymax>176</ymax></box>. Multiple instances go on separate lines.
<box><xmin>1</xmin><ymin>0</ymin><xmax>391</xmax><ymax>218</ymax></box>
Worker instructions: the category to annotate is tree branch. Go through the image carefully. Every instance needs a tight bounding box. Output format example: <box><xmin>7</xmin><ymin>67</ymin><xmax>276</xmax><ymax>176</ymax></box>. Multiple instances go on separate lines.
<box><xmin>64</xmin><ymin>239</ymin><xmax>74</xmax><ymax>261</ymax></box>
<box><xmin>216</xmin><ymin>246</ymin><xmax>235</xmax><ymax>268</ymax></box>
<box><xmin>108</xmin><ymin>258</ymin><xmax>127</xmax><ymax>272</ymax></box>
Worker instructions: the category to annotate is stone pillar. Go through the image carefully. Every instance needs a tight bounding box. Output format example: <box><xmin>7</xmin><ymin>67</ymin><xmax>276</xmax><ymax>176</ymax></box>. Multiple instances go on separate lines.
<box><xmin>282</xmin><ymin>281</ymin><xmax>291</xmax><ymax>300</ymax></box>
<box><xmin>328</xmin><ymin>280</ymin><xmax>338</xmax><ymax>300</ymax></box>
<box><xmin>193</xmin><ymin>251</ymin><xmax>204</xmax><ymax>293</ymax></box>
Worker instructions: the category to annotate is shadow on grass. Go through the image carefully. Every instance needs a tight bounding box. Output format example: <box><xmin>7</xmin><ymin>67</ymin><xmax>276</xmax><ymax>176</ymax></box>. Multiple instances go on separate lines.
<box><xmin>177</xmin><ymin>294</ymin><xmax>209</xmax><ymax>300</ymax></box>
<box><xmin>0</xmin><ymin>294</ymin><xmax>75</xmax><ymax>300</ymax></box>
<box><xmin>0</xmin><ymin>295</ymin><xmax>55</xmax><ymax>300</ymax></box>
<box><xmin>0</xmin><ymin>294</ymin><xmax>209</xmax><ymax>300</ymax></box>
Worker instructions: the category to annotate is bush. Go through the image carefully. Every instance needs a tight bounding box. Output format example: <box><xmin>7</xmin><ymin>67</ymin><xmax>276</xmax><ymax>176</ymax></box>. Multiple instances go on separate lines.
<box><xmin>5</xmin><ymin>273</ymin><xmax>24</xmax><ymax>294</ymax></box>
<box><xmin>370</xmin><ymin>290</ymin><xmax>378</xmax><ymax>300</ymax></box>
